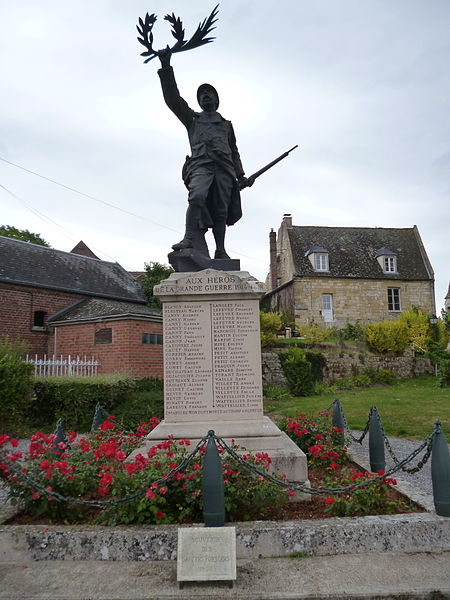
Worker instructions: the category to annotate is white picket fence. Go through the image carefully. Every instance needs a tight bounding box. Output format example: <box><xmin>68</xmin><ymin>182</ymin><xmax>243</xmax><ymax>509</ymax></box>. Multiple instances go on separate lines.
<box><xmin>25</xmin><ymin>354</ymin><xmax>100</xmax><ymax>377</ymax></box>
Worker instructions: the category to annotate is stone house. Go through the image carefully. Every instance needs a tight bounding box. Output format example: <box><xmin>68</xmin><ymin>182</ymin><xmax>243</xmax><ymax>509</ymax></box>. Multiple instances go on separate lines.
<box><xmin>266</xmin><ymin>214</ymin><xmax>435</xmax><ymax>328</ymax></box>
<box><xmin>0</xmin><ymin>236</ymin><xmax>163</xmax><ymax>378</ymax></box>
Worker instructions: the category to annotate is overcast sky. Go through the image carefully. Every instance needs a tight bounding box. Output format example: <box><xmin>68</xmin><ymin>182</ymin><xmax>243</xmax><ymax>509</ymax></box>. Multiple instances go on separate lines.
<box><xmin>1</xmin><ymin>1</ymin><xmax>449</xmax><ymax>310</ymax></box>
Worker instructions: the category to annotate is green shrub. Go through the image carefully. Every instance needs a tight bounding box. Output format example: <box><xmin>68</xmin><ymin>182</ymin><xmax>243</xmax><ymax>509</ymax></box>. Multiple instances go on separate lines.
<box><xmin>332</xmin><ymin>375</ymin><xmax>372</xmax><ymax>390</ymax></box>
<box><xmin>297</xmin><ymin>323</ymin><xmax>331</xmax><ymax>344</ymax></box>
<box><xmin>305</xmin><ymin>351</ymin><xmax>326</xmax><ymax>382</ymax></box>
<box><xmin>365</xmin><ymin>321</ymin><xmax>409</xmax><ymax>353</ymax></box>
<box><xmin>115</xmin><ymin>377</ymin><xmax>164</xmax><ymax>427</ymax></box>
<box><xmin>260</xmin><ymin>312</ymin><xmax>282</xmax><ymax>348</ymax></box>
<box><xmin>280</xmin><ymin>348</ymin><xmax>315</xmax><ymax>396</ymax></box>
<box><xmin>332</xmin><ymin>322</ymin><xmax>365</xmax><ymax>343</ymax></box>
<box><xmin>31</xmin><ymin>375</ymin><xmax>137</xmax><ymax>431</ymax></box>
<box><xmin>374</xmin><ymin>369</ymin><xmax>397</xmax><ymax>385</ymax></box>
<box><xmin>263</xmin><ymin>385</ymin><xmax>290</xmax><ymax>401</ymax></box>
<box><xmin>0</xmin><ymin>338</ymin><xmax>34</xmax><ymax>433</ymax></box>
<box><xmin>398</xmin><ymin>308</ymin><xmax>430</xmax><ymax>350</ymax></box>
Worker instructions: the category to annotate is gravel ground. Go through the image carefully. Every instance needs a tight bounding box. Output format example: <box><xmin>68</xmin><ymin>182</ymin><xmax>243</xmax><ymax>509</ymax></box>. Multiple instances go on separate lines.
<box><xmin>347</xmin><ymin>430</ymin><xmax>447</xmax><ymax>510</ymax></box>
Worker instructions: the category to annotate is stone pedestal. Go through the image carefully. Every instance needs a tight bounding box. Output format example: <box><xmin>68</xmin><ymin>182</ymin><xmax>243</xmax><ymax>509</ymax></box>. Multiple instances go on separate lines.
<box><xmin>132</xmin><ymin>269</ymin><xmax>308</xmax><ymax>490</ymax></box>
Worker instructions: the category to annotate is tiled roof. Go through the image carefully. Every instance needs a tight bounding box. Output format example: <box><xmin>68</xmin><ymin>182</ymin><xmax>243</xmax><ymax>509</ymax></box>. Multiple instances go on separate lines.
<box><xmin>49</xmin><ymin>298</ymin><xmax>161</xmax><ymax>323</ymax></box>
<box><xmin>287</xmin><ymin>226</ymin><xmax>433</xmax><ymax>280</ymax></box>
<box><xmin>70</xmin><ymin>241</ymin><xmax>100</xmax><ymax>259</ymax></box>
<box><xmin>0</xmin><ymin>236</ymin><xmax>146</xmax><ymax>302</ymax></box>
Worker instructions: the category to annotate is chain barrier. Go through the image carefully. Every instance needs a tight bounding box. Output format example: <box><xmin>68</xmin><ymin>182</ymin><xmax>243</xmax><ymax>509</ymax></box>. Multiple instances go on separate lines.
<box><xmin>0</xmin><ymin>416</ymin><xmax>441</xmax><ymax>506</ymax></box>
<box><xmin>333</xmin><ymin>399</ymin><xmax>434</xmax><ymax>473</ymax></box>
<box><xmin>0</xmin><ymin>435</ymin><xmax>208</xmax><ymax>508</ymax></box>
<box><xmin>372</xmin><ymin>409</ymin><xmax>434</xmax><ymax>474</ymax></box>
<box><xmin>213</xmin><ymin>428</ymin><xmax>438</xmax><ymax>495</ymax></box>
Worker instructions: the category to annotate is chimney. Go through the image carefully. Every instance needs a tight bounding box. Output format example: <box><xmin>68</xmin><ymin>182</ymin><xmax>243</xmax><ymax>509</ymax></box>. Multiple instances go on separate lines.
<box><xmin>269</xmin><ymin>228</ymin><xmax>278</xmax><ymax>290</ymax></box>
<box><xmin>282</xmin><ymin>213</ymin><xmax>292</xmax><ymax>227</ymax></box>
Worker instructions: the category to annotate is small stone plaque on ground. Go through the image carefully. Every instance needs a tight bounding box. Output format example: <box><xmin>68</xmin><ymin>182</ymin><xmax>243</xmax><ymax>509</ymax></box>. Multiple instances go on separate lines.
<box><xmin>177</xmin><ymin>526</ymin><xmax>236</xmax><ymax>585</ymax></box>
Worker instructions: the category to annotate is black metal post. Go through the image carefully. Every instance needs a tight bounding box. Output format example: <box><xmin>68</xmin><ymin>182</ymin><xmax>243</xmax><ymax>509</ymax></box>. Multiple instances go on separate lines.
<box><xmin>431</xmin><ymin>421</ymin><xmax>450</xmax><ymax>517</ymax></box>
<box><xmin>369</xmin><ymin>406</ymin><xmax>385</xmax><ymax>473</ymax></box>
<box><xmin>202</xmin><ymin>430</ymin><xmax>225</xmax><ymax>527</ymax></box>
<box><xmin>332</xmin><ymin>398</ymin><xmax>345</xmax><ymax>446</ymax></box>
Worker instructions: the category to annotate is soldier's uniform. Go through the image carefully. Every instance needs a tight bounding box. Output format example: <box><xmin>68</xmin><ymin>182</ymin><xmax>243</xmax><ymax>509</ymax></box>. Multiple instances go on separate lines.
<box><xmin>158</xmin><ymin>65</ymin><xmax>245</xmax><ymax>253</ymax></box>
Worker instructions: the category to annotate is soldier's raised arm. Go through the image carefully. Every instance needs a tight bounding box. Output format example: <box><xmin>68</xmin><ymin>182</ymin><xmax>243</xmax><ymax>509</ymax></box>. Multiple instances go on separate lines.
<box><xmin>157</xmin><ymin>48</ymin><xmax>194</xmax><ymax>129</ymax></box>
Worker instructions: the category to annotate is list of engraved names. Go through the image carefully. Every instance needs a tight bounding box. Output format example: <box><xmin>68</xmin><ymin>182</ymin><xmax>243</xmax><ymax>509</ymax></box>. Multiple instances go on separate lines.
<box><xmin>163</xmin><ymin>300</ymin><xmax>262</xmax><ymax>421</ymax></box>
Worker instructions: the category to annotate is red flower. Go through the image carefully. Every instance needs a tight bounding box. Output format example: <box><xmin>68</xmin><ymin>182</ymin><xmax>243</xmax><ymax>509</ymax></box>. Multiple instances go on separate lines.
<box><xmin>155</xmin><ymin>511</ymin><xmax>164</xmax><ymax>520</ymax></box>
<box><xmin>377</xmin><ymin>469</ymin><xmax>385</xmax><ymax>476</ymax></box>
<box><xmin>325</xmin><ymin>497</ymin><xmax>334</xmax><ymax>505</ymax></box>
<box><xmin>99</xmin><ymin>419</ymin><xmax>115</xmax><ymax>431</ymax></box>
<box><xmin>10</xmin><ymin>438</ymin><xmax>19</xmax><ymax>448</ymax></box>
<box><xmin>329</xmin><ymin>462</ymin><xmax>339</xmax><ymax>470</ymax></box>
<box><xmin>115</xmin><ymin>450</ymin><xmax>126</xmax><ymax>462</ymax></box>
<box><xmin>99</xmin><ymin>473</ymin><xmax>113</xmax><ymax>487</ymax></box>
<box><xmin>146</xmin><ymin>489</ymin><xmax>156</xmax><ymax>499</ymax></box>
<box><xmin>315</xmin><ymin>434</ymin><xmax>323</xmax><ymax>441</ymax></box>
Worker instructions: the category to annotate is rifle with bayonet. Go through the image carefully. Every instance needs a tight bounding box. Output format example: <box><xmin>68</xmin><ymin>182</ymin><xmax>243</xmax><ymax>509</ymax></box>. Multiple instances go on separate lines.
<box><xmin>239</xmin><ymin>145</ymin><xmax>298</xmax><ymax>190</ymax></box>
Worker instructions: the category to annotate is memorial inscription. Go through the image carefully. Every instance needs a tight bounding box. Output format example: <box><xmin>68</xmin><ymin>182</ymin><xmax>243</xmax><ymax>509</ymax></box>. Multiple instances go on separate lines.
<box><xmin>163</xmin><ymin>298</ymin><xmax>262</xmax><ymax>422</ymax></box>
<box><xmin>177</xmin><ymin>526</ymin><xmax>237</xmax><ymax>584</ymax></box>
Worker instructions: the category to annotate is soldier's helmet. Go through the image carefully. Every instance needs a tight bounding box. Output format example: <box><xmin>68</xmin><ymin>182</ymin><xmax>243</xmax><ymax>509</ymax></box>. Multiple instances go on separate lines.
<box><xmin>197</xmin><ymin>83</ymin><xmax>219</xmax><ymax>109</ymax></box>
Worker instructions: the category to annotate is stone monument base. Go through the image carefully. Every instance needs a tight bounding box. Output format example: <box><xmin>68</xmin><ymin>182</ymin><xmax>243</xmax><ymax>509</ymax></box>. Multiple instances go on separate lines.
<box><xmin>168</xmin><ymin>248</ymin><xmax>240</xmax><ymax>273</ymax></box>
<box><xmin>129</xmin><ymin>417</ymin><xmax>310</xmax><ymax>500</ymax></box>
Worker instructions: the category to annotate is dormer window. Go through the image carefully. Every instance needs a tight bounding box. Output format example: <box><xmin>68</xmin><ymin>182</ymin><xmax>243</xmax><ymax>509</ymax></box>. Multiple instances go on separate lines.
<box><xmin>314</xmin><ymin>254</ymin><xmax>329</xmax><ymax>271</ymax></box>
<box><xmin>305</xmin><ymin>246</ymin><xmax>329</xmax><ymax>272</ymax></box>
<box><xmin>384</xmin><ymin>256</ymin><xmax>396</xmax><ymax>272</ymax></box>
<box><xmin>375</xmin><ymin>248</ymin><xmax>397</xmax><ymax>274</ymax></box>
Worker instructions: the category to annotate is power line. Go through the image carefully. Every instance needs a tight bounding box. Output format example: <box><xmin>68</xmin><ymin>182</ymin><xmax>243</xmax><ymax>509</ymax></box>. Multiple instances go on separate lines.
<box><xmin>0</xmin><ymin>183</ymin><xmax>119</xmax><ymax>263</ymax></box>
<box><xmin>0</xmin><ymin>155</ymin><xmax>267</xmax><ymax>264</ymax></box>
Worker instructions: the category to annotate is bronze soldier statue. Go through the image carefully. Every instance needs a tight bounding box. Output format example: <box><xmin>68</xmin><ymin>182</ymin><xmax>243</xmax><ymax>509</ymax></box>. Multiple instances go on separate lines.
<box><xmin>157</xmin><ymin>48</ymin><xmax>252</xmax><ymax>260</ymax></box>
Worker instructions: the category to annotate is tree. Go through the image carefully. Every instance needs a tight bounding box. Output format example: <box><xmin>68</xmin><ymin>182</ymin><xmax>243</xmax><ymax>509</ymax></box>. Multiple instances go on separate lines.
<box><xmin>0</xmin><ymin>225</ymin><xmax>50</xmax><ymax>247</ymax></box>
<box><xmin>140</xmin><ymin>262</ymin><xmax>174</xmax><ymax>309</ymax></box>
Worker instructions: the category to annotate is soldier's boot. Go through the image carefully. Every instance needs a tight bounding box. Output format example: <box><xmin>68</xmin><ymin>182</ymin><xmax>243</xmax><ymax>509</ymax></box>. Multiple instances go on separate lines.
<box><xmin>213</xmin><ymin>222</ymin><xmax>230</xmax><ymax>259</ymax></box>
<box><xmin>172</xmin><ymin>205</ymin><xmax>200</xmax><ymax>251</ymax></box>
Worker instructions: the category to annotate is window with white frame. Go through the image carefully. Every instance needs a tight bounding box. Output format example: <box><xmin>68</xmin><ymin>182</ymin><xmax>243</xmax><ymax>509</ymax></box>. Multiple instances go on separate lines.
<box><xmin>314</xmin><ymin>253</ymin><xmax>329</xmax><ymax>271</ymax></box>
<box><xmin>387</xmin><ymin>288</ymin><xmax>400</xmax><ymax>311</ymax></box>
<box><xmin>384</xmin><ymin>256</ymin><xmax>397</xmax><ymax>273</ymax></box>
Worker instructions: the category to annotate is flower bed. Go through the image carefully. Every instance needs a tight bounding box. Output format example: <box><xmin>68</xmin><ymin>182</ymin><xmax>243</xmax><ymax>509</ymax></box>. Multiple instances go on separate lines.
<box><xmin>0</xmin><ymin>412</ymin><xmax>419</xmax><ymax>526</ymax></box>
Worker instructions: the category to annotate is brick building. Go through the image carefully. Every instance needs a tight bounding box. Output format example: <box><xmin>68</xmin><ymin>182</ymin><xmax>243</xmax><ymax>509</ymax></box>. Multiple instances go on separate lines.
<box><xmin>0</xmin><ymin>237</ymin><xmax>163</xmax><ymax>378</ymax></box>
<box><xmin>266</xmin><ymin>214</ymin><xmax>435</xmax><ymax>327</ymax></box>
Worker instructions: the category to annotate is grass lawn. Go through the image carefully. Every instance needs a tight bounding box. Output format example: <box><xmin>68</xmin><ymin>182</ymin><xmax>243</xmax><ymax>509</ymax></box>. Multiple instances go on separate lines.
<box><xmin>264</xmin><ymin>375</ymin><xmax>450</xmax><ymax>440</ymax></box>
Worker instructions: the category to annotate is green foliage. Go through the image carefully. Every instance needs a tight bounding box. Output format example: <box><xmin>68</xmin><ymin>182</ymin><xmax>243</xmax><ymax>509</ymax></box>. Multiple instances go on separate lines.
<box><xmin>331</xmin><ymin>322</ymin><xmax>365</xmax><ymax>343</ymax></box>
<box><xmin>280</xmin><ymin>348</ymin><xmax>315</xmax><ymax>396</ymax></box>
<box><xmin>260</xmin><ymin>311</ymin><xmax>282</xmax><ymax>348</ymax></box>
<box><xmin>324</xmin><ymin>470</ymin><xmax>411</xmax><ymax>517</ymax></box>
<box><xmin>264</xmin><ymin>375</ymin><xmax>450</xmax><ymax>440</ymax></box>
<box><xmin>374</xmin><ymin>369</ymin><xmax>397</xmax><ymax>385</ymax></box>
<box><xmin>279</xmin><ymin>412</ymin><xmax>349</xmax><ymax>461</ymax></box>
<box><xmin>425</xmin><ymin>340</ymin><xmax>450</xmax><ymax>388</ymax></box>
<box><xmin>331</xmin><ymin>375</ymin><xmax>372</xmax><ymax>390</ymax></box>
<box><xmin>0</xmin><ymin>225</ymin><xmax>50</xmax><ymax>246</ymax></box>
<box><xmin>31</xmin><ymin>375</ymin><xmax>137</xmax><ymax>431</ymax></box>
<box><xmin>297</xmin><ymin>323</ymin><xmax>331</xmax><ymax>344</ymax></box>
<box><xmin>305</xmin><ymin>351</ymin><xmax>326</xmax><ymax>382</ymax></box>
<box><xmin>365</xmin><ymin>321</ymin><xmax>410</xmax><ymax>353</ymax></box>
<box><xmin>1</xmin><ymin>421</ymin><xmax>288</xmax><ymax>525</ymax></box>
<box><xmin>0</xmin><ymin>338</ymin><xmax>34</xmax><ymax>433</ymax></box>
<box><xmin>398</xmin><ymin>307</ymin><xmax>431</xmax><ymax>350</ymax></box>
<box><xmin>115</xmin><ymin>377</ymin><xmax>164</xmax><ymax>427</ymax></box>
<box><xmin>263</xmin><ymin>385</ymin><xmax>291</xmax><ymax>402</ymax></box>
<box><xmin>139</xmin><ymin>262</ymin><xmax>174</xmax><ymax>309</ymax></box>
<box><xmin>279</xmin><ymin>309</ymin><xmax>295</xmax><ymax>330</ymax></box>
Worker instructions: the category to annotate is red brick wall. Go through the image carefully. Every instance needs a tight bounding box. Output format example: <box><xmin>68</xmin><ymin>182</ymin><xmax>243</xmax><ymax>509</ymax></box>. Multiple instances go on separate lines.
<box><xmin>0</xmin><ymin>283</ymin><xmax>83</xmax><ymax>356</ymax></box>
<box><xmin>51</xmin><ymin>319</ymin><xmax>163</xmax><ymax>379</ymax></box>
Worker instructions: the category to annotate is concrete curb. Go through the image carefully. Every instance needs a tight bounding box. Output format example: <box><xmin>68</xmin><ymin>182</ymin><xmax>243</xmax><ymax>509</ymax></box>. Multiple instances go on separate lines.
<box><xmin>2</xmin><ymin>512</ymin><xmax>450</xmax><ymax>562</ymax></box>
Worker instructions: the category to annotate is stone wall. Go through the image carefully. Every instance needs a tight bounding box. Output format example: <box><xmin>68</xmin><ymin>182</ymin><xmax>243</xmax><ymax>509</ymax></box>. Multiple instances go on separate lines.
<box><xmin>261</xmin><ymin>350</ymin><xmax>434</xmax><ymax>387</ymax></box>
<box><xmin>292</xmin><ymin>277</ymin><xmax>435</xmax><ymax>328</ymax></box>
